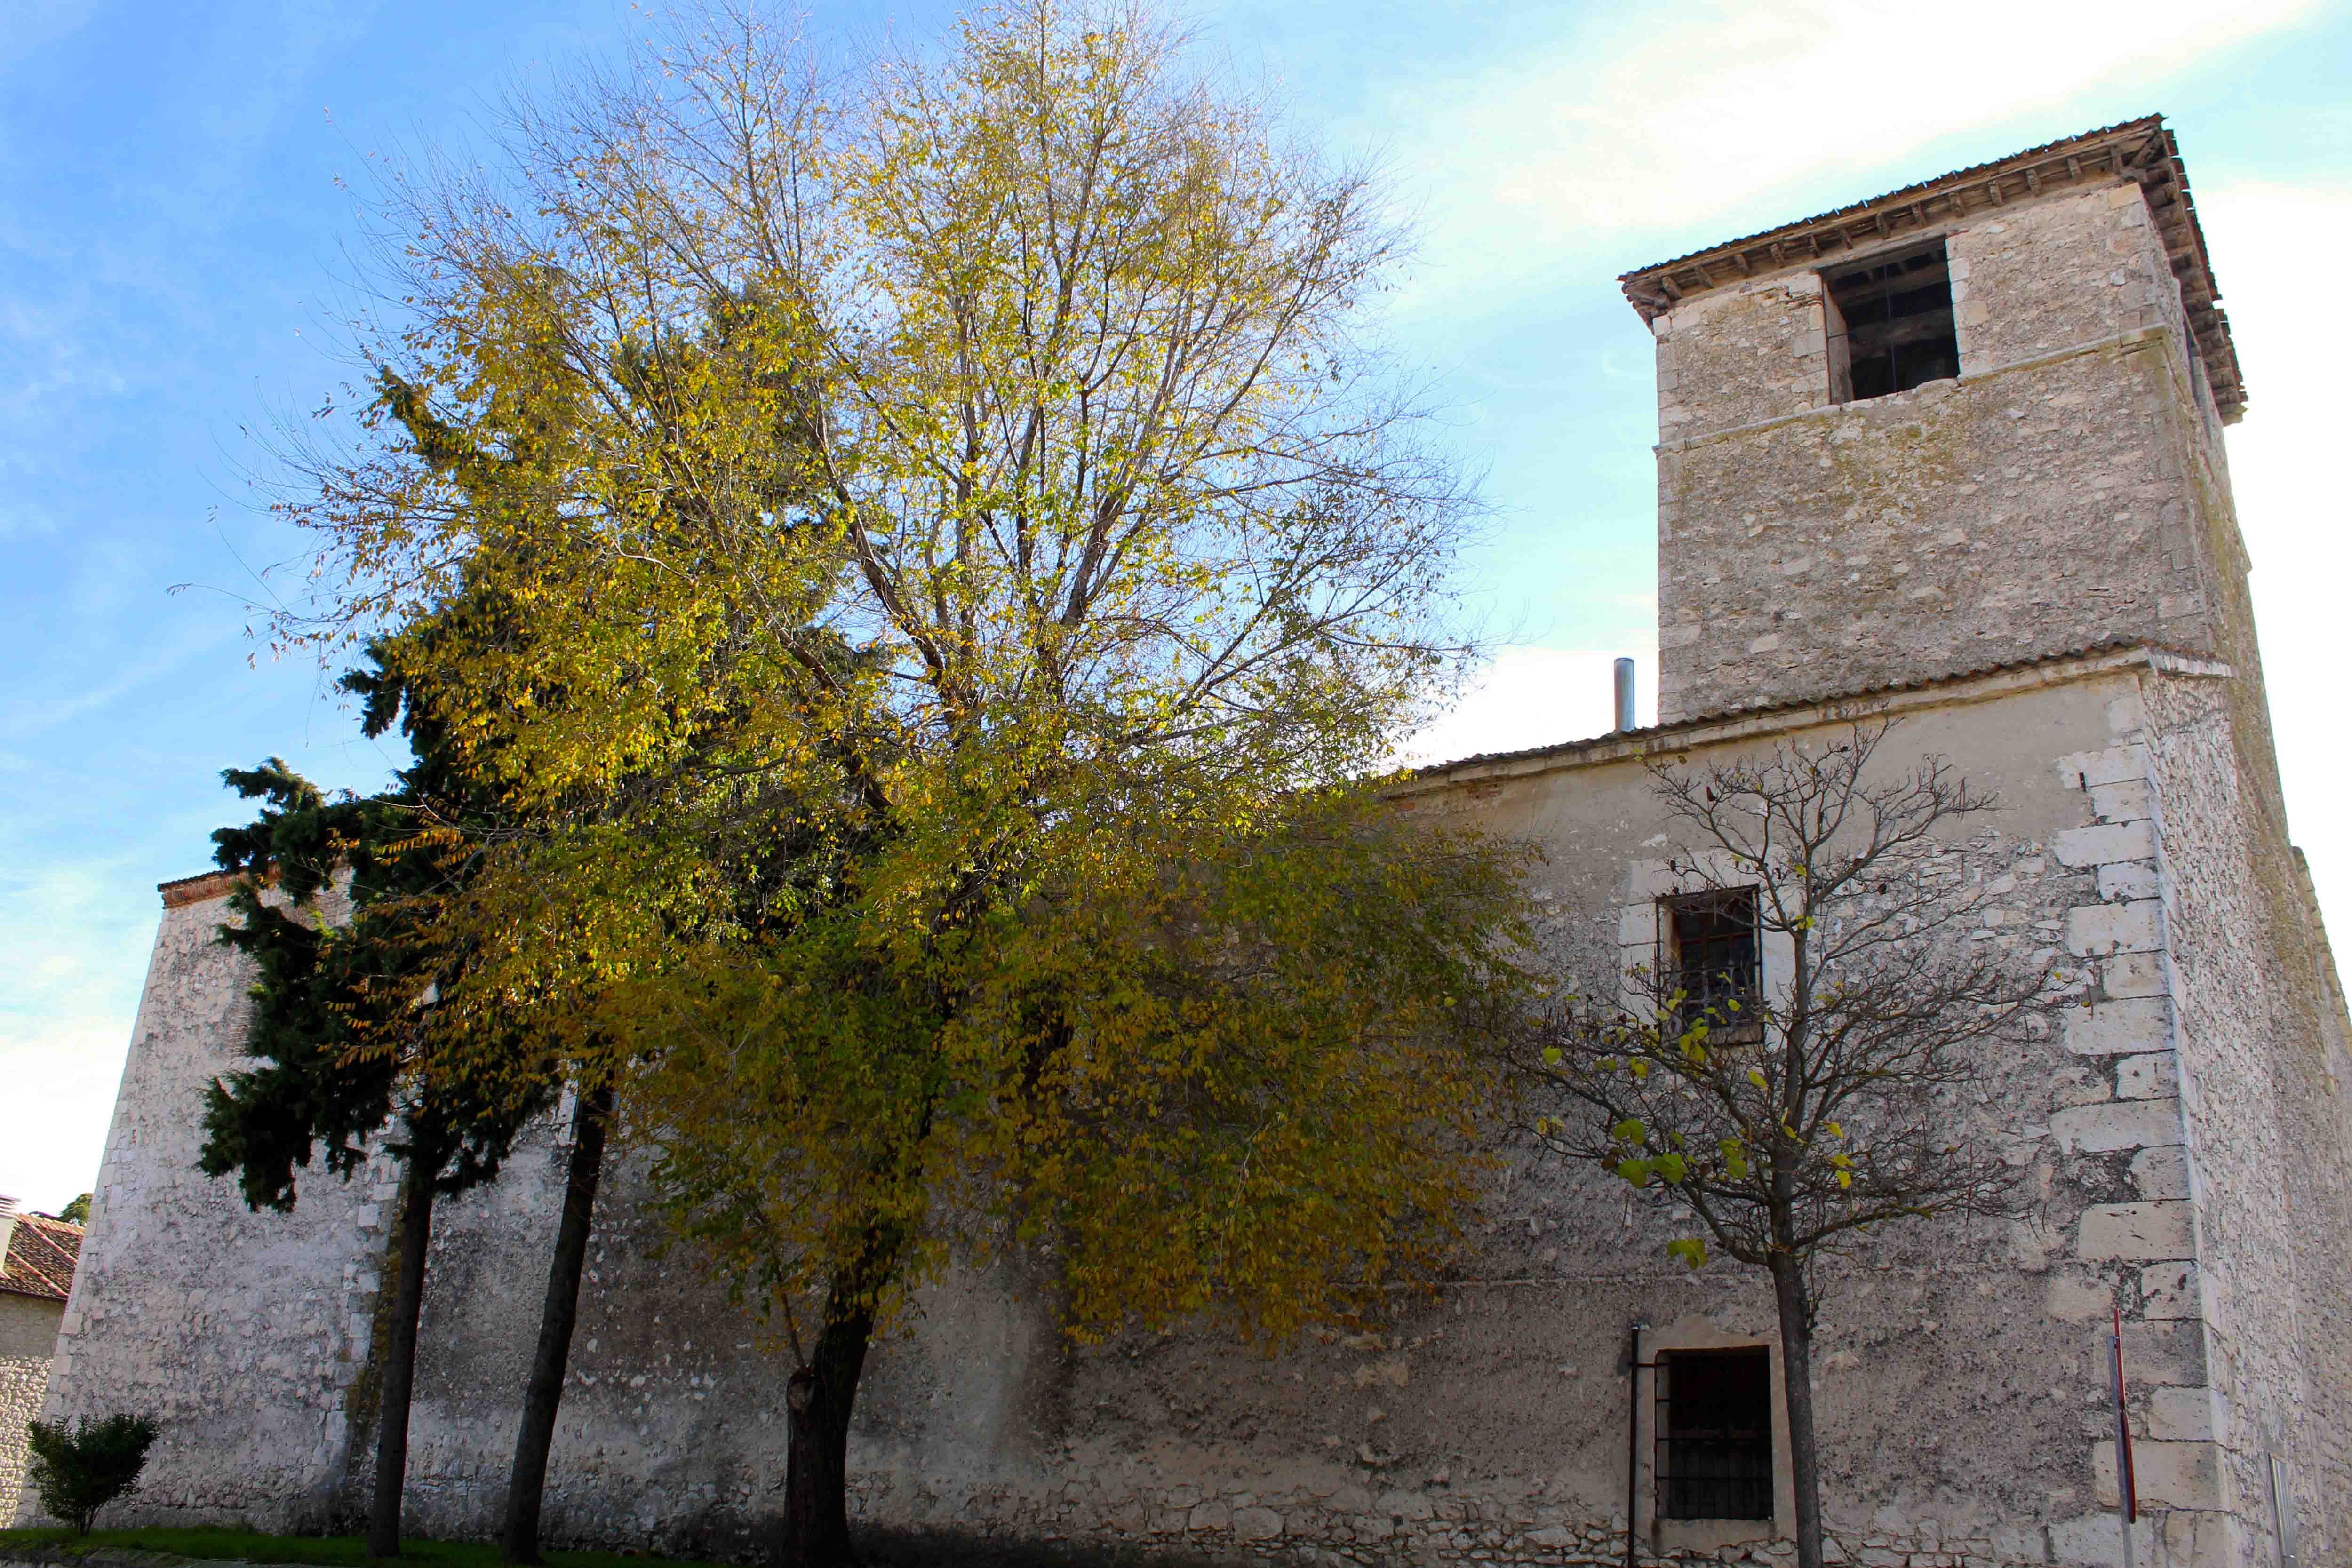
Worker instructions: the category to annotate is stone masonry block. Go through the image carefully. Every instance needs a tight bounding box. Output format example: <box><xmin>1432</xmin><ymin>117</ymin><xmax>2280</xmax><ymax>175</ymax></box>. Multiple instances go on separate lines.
<box><xmin>2093</xmin><ymin>1439</ymin><xmax>2219</xmax><ymax>1510</ymax></box>
<box><xmin>2120</xmin><ymin>1319</ymin><xmax>2208</xmax><ymax>1386</ymax></box>
<box><xmin>2145</xmin><ymin>1385</ymin><xmax>2217</xmax><ymax>1442</ymax></box>
<box><xmin>2115</xmin><ymin>1052</ymin><xmax>2177</xmax><ymax>1100</ymax></box>
<box><xmin>2067</xmin><ymin>901</ymin><xmax>2163</xmax><ymax>956</ymax></box>
<box><xmin>2057</xmin><ymin>746</ymin><xmax>2151</xmax><ymax>788</ymax></box>
<box><xmin>2101</xmin><ymin>951</ymin><xmax>2168</xmax><ymax>998</ymax></box>
<box><xmin>1626</xmin><ymin>860</ymin><xmax>1683</xmax><ymax>899</ymax></box>
<box><xmin>2097</xmin><ymin>862</ymin><xmax>2161</xmax><ymax>902</ymax></box>
<box><xmin>1233</xmin><ymin>1506</ymin><xmax>1284</xmax><ymax>1540</ymax></box>
<box><xmin>2089</xmin><ymin>779</ymin><xmax>2153</xmax><ymax>823</ymax></box>
<box><xmin>2048</xmin><ymin>1512</ymin><xmax>2159</xmax><ymax>1568</ymax></box>
<box><xmin>2045</xmin><ymin>1268</ymin><xmax>2117</xmax><ymax>1321</ymax></box>
<box><xmin>2140</xmin><ymin>1262</ymin><xmax>2199</xmax><ymax>1320</ymax></box>
<box><xmin>2078</xmin><ymin>1201</ymin><xmax>2193</xmax><ymax>1261</ymax></box>
<box><xmin>2050</xmin><ymin>1097</ymin><xmax>2184</xmax><ymax>1154</ymax></box>
<box><xmin>2158</xmin><ymin>1509</ymin><xmax>2240</xmax><ymax>1568</ymax></box>
<box><xmin>2056</xmin><ymin>821</ymin><xmax>2156</xmax><ymax>868</ymax></box>
<box><xmin>2065</xmin><ymin>996</ymin><xmax>2172</xmax><ymax>1054</ymax></box>
<box><xmin>2130</xmin><ymin>1146</ymin><xmax>2190</xmax><ymax>1200</ymax></box>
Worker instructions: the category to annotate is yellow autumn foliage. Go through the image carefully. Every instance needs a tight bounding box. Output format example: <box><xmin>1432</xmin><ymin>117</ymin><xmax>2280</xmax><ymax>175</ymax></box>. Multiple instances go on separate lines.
<box><xmin>268</xmin><ymin>0</ymin><xmax>1531</xmax><ymax>1356</ymax></box>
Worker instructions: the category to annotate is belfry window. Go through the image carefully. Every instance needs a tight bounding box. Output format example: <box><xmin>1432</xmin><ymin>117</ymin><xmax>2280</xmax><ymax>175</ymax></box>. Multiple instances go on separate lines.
<box><xmin>1825</xmin><ymin>240</ymin><xmax>1959</xmax><ymax>403</ymax></box>
<box><xmin>1662</xmin><ymin>888</ymin><xmax>1761</xmax><ymax>1034</ymax></box>
<box><xmin>1657</xmin><ymin>1346</ymin><xmax>1774</xmax><ymax>1520</ymax></box>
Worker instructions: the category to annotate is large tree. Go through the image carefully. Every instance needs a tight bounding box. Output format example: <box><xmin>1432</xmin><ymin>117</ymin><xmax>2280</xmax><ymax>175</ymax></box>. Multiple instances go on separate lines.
<box><xmin>267</xmin><ymin>3</ymin><xmax>1528</xmax><ymax>1561</ymax></box>
<box><xmin>1520</xmin><ymin>722</ymin><xmax>2042</xmax><ymax>1568</ymax></box>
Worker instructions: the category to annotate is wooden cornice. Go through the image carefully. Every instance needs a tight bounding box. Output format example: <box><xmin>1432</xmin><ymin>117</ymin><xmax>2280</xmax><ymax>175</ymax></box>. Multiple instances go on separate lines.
<box><xmin>1618</xmin><ymin>116</ymin><xmax>2244</xmax><ymax>425</ymax></box>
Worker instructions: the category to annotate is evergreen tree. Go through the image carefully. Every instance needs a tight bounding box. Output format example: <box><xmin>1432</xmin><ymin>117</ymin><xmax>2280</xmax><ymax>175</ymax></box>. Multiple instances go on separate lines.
<box><xmin>24</xmin><ymin>1414</ymin><xmax>158</xmax><ymax>1535</ymax></box>
<box><xmin>201</xmin><ymin>657</ymin><xmax>551</xmax><ymax>1560</ymax></box>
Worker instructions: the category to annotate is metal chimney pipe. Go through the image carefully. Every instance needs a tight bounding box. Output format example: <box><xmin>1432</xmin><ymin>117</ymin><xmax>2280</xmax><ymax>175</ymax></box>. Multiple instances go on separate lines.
<box><xmin>1612</xmin><ymin>657</ymin><xmax>1637</xmax><ymax>733</ymax></box>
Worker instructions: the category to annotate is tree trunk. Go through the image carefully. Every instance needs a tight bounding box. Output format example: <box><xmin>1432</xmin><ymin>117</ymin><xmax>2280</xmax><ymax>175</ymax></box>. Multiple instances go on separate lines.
<box><xmin>501</xmin><ymin>1081</ymin><xmax>614</xmax><ymax>1565</ymax></box>
<box><xmin>1769</xmin><ymin>1252</ymin><xmax>1823</xmax><ymax>1568</ymax></box>
<box><xmin>369</xmin><ymin>1156</ymin><xmax>439</xmax><ymax>1560</ymax></box>
<box><xmin>773</xmin><ymin>1293</ymin><xmax>877</xmax><ymax>1568</ymax></box>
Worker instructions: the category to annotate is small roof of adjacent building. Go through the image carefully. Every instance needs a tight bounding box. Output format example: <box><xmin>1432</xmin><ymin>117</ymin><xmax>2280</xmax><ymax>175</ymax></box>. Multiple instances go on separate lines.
<box><xmin>0</xmin><ymin>1202</ymin><xmax>82</xmax><ymax>1305</ymax></box>
<box><xmin>1618</xmin><ymin>115</ymin><xmax>2244</xmax><ymax>424</ymax></box>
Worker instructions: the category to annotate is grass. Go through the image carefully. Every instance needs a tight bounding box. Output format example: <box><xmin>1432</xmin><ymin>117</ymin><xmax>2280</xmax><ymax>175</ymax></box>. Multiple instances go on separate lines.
<box><xmin>0</xmin><ymin>1527</ymin><xmax>709</xmax><ymax>1568</ymax></box>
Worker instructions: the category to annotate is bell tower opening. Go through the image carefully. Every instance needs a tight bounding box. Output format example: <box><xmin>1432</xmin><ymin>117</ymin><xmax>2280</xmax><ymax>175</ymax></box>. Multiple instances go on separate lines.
<box><xmin>1824</xmin><ymin>240</ymin><xmax>1958</xmax><ymax>403</ymax></box>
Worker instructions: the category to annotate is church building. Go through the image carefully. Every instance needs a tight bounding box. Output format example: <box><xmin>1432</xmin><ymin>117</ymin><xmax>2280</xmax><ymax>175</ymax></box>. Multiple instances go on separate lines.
<box><xmin>25</xmin><ymin>116</ymin><xmax>2349</xmax><ymax>1568</ymax></box>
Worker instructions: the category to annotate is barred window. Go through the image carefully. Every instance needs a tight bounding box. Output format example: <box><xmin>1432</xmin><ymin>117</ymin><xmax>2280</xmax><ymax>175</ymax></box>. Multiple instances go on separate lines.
<box><xmin>1657</xmin><ymin>1346</ymin><xmax>1774</xmax><ymax>1520</ymax></box>
<box><xmin>1662</xmin><ymin>888</ymin><xmax>1760</xmax><ymax>1032</ymax></box>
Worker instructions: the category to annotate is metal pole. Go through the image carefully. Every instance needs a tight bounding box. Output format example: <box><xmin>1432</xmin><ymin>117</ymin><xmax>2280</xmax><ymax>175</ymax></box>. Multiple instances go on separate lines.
<box><xmin>2112</xmin><ymin>1306</ymin><xmax>2137</xmax><ymax>1568</ymax></box>
<box><xmin>1626</xmin><ymin>1322</ymin><xmax>1648</xmax><ymax>1568</ymax></box>
<box><xmin>1613</xmin><ymin>658</ymin><xmax>1637</xmax><ymax>734</ymax></box>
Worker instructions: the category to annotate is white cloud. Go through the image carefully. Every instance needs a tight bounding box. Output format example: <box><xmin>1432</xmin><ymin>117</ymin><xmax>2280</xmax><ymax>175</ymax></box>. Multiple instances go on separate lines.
<box><xmin>1376</xmin><ymin>0</ymin><xmax>2318</xmax><ymax>310</ymax></box>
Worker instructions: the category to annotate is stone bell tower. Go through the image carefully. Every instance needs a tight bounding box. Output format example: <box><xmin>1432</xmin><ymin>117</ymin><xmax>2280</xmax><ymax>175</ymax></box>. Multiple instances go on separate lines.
<box><xmin>1618</xmin><ymin>117</ymin><xmax>2257</xmax><ymax>732</ymax></box>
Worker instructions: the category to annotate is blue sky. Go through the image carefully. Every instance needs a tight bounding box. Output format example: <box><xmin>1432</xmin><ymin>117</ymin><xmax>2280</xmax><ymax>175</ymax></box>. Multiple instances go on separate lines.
<box><xmin>5</xmin><ymin>0</ymin><xmax>2349</xmax><ymax>1213</ymax></box>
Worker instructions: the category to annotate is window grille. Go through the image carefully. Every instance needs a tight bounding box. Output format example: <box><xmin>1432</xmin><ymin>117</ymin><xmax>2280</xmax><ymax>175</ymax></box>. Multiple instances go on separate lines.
<box><xmin>1656</xmin><ymin>1346</ymin><xmax>1774</xmax><ymax>1520</ymax></box>
<box><xmin>1825</xmin><ymin>240</ymin><xmax>1959</xmax><ymax>403</ymax></box>
<box><xmin>1663</xmin><ymin>889</ymin><xmax>1761</xmax><ymax>1034</ymax></box>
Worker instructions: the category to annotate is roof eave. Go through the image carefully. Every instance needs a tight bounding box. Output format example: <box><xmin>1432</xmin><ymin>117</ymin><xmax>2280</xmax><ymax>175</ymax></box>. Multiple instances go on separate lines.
<box><xmin>1393</xmin><ymin>640</ymin><xmax>2230</xmax><ymax>796</ymax></box>
<box><xmin>1617</xmin><ymin>116</ymin><xmax>2244</xmax><ymax>425</ymax></box>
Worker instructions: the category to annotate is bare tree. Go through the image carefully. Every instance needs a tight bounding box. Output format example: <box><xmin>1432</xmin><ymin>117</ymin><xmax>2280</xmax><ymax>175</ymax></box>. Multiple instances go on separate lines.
<box><xmin>1522</xmin><ymin>721</ymin><xmax>2044</xmax><ymax>1568</ymax></box>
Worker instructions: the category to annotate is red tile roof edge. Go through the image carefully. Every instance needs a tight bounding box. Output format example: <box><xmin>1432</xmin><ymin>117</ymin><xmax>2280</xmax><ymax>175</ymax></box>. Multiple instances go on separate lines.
<box><xmin>160</xmin><ymin>867</ymin><xmax>270</xmax><ymax>908</ymax></box>
<box><xmin>1</xmin><ymin>1212</ymin><xmax>83</xmax><ymax>1305</ymax></box>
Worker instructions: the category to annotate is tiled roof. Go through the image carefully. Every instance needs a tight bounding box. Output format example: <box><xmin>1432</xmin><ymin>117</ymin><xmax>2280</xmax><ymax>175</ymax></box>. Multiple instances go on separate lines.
<box><xmin>1618</xmin><ymin>116</ymin><xmax>2244</xmax><ymax>424</ymax></box>
<box><xmin>1</xmin><ymin>1212</ymin><xmax>83</xmax><ymax>1304</ymax></box>
<box><xmin>1409</xmin><ymin>639</ymin><xmax>2225</xmax><ymax>782</ymax></box>
<box><xmin>160</xmin><ymin>868</ymin><xmax>252</xmax><ymax>908</ymax></box>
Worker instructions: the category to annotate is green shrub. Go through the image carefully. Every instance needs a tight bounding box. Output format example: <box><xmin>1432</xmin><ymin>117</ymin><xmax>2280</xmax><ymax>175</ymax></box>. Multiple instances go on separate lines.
<box><xmin>24</xmin><ymin>1414</ymin><xmax>159</xmax><ymax>1535</ymax></box>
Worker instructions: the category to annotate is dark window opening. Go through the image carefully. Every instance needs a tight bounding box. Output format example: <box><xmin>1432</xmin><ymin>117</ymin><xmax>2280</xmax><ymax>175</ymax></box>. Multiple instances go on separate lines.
<box><xmin>1657</xmin><ymin>1347</ymin><xmax>1774</xmax><ymax>1520</ymax></box>
<box><xmin>1825</xmin><ymin>240</ymin><xmax>1958</xmax><ymax>403</ymax></box>
<box><xmin>1663</xmin><ymin>889</ymin><xmax>1760</xmax><ymax>1034</ymax></box>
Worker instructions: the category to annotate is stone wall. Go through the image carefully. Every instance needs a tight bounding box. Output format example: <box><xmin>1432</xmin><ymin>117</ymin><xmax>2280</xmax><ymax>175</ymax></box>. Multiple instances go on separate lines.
<box><xmin>2142</xmin><ymin>673</ymin><xmax>2352</xmax><ymax>1566</ymax></box>
<box><xmin>44</xmin><ymin>664</ymin><xmax>2328</xmax><ymax>1568</ymax></box>
<box><xmin>1651</xmin><ymin>179</ymin><xmax>2238</xmax><ymax>724</ymax></box>
<box><xmin>0</xmin><ymin>1296</ymin><xmax>62</xmax><ymax>1528</ymax></box>
<box><xmin>18</xmin><ymin>880</ymin><xmax>394</xmax><ymax>1529</ymax></box>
